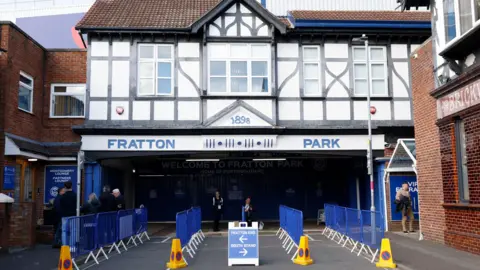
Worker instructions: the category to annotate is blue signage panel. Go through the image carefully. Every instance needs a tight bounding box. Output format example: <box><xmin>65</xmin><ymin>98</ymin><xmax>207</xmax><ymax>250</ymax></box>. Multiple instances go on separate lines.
<box><xmin>44</xmin><ymin>166</ymin><xmax>78</xmax><ymax>204</ymax></box>
<box><xmin>390</xmin><ymin>175</ymin><xmax>419</xmax><ymax>221</ymax></box>
<box><xmin>228</xmin><ymin>227</ymin><xmax>259</xmax><ymax>259</ymax></box>
<box><xmin>3</xmin><ymin>166</ymin><xmax>16</xmax><ymax>190</ymax></box>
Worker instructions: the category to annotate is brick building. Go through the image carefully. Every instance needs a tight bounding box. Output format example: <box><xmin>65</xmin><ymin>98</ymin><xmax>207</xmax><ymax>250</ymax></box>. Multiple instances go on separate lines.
<box><xmin>0</xmin><ymin>22</ymin><xmax>86</xmax><ymax>249</ymax></box>
<box><xmin>409</xmin><ymin>0</ymin><xmax>480</xmax><ymax>255</ymax></box>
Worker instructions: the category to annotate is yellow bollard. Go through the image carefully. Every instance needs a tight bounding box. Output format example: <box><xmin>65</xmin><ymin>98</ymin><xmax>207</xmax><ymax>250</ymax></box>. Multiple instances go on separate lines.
<box><xmin>376</xmin><ymin>238</ymin><xmax>397</xmax><ymax>268</ymax></box>
<box><xmin>166</xmin><ymin>238</ymin><xmax>187</xmax><ymax>269</ymax></box>
<box><xmin>293</xmin><ymin>236</ymin><xmax>314</xmax><ymax>266</ymax></box>
<box><xmin>58</xmin><ymin>246</ymin><xmax>73</xmax><ymax>270</ymax></box>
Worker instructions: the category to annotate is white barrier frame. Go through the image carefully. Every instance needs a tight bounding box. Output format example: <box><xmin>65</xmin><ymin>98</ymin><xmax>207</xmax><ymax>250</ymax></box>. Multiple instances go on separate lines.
<box><xmin>322</xmin><ymin>226</ymin><xmax>379</xmax><ymax>263</ymax></box>
<box><xmin>276</xmin><ymin>227</ymin><xmax>300</xmax><ymax>262</ymax></box>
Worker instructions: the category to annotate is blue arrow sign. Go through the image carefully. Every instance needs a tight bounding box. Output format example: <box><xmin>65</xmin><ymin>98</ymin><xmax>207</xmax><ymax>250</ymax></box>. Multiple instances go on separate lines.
<box><xmin>228</xmin><ymin>228</ymin><xmax>258</xmax><ymax>259</ymax></box>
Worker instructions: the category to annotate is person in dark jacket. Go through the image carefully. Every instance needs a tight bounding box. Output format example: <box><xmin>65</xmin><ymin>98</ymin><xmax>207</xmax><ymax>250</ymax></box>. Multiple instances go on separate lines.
<box><xmin>99</xmin><ymin>185</ymin><xmax>117</xmax><ymax>212</ymax></box>
<box><xmin>212</xmin><ymin>191</ymin><xmax>224</xmax><ymax>232</ymax></box>
<box><xmin>81</xmin><ymin>193</ymin><xmax>101</xmax><ymax>215</ymax></box>
<box><xmin>52</xmin><ymin>187</ymin><xmax>65</xmax><ymax>248</ymax></box>
<box><xmin>244</xmin><ymin>197</ymin><xmax>254</xmax><ymax>227</ymax></box>
<box><xmin>60</xmin><ymin>181</ymin><xmax>77</xmax><ymax>218</ymax></box>
<box><xmin>113</xmin><ymin>189</ymin><xmax>126</xmax><ymax>210</ymax></box>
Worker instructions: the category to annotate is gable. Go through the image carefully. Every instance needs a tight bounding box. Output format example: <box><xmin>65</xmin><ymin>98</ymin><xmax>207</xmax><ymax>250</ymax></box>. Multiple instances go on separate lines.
<box><xmin>208</xmin><ymin>2</ymin><xmax>269</xmax><ymax>37</ymax></box>
<box><xmin>210</xmin><ymin>106</ymin><xmax>272</xmax><ymax>127</ymax></box>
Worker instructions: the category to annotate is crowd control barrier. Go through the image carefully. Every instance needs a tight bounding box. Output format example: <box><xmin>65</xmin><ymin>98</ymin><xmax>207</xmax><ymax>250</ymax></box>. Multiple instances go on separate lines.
<box><xmin>276</xmin><ymin>205</ymin><xmax>304</xmax><ymax>261</ymax></box>
<box><xmin>62</xmin><ymin>208</ymin><xmax>149</xmax><ymax>270</ymax></box>
<box><xmin>175</xmin><ymin>206</ymin><xmax>205</xmax><ymax>264</ymax></box>
<box><xmin>322</xmin><ymin>204</ymin><xmax>385</xmax><ymax>263</ymax></box>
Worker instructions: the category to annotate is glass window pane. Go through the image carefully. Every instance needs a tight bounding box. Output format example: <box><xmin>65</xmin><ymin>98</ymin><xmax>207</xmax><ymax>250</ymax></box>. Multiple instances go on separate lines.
<box><xmin>210</xmin><ymin>77</ymin><xmax>227</xmax><ymax>92</ymax></box>
<box><xmin>444</xmin><ymin>0</ymin><xmax>457</xmax><ymax>41</ymax></box>
<box><xmin>139</xmin><ymin>79</ymin><xmax>154</xmax><ymax>94</ymax></box>
<box><xmin>18</xmin><ymin>86</ymin><xmax>31</xmax><ymax>111</ymax></box>
<box><xmin>231</xmin><ymin>78</ymin><xmax>248</xmax><ymax>92</ymax></box>
<box><xmin>303</xmin><ymin>47</ymin><xmax>319</xmax><ymax>60</ymax></box>
<box><xmin>252</xmin><ymin>61</ymin><xmax>268</xmax><ymax>76</ymax></box>
<box><xmin>54</xmin><ymin>86</ymin><xmax>67</xmax><ymax>93</ymax></box>
<box><xmin>372</xmin><ymin>79</ymin><xmax>386</xmax><ymax>95</ymax></box>
<box><xmin>53</xmin><ymin>95</ymin><xmax>85</xmax><ymax>117</ymax></box>
<box><xmin>370</xmin><ymin>48</ymin><xmax>385</xmax><ymax>61</ymax></box>
<box><xmin>157</xmin><ymin>62</ymin><xmax>171</xmax><ymax>78</ymax></box>
<box><xmin>139</xmin><ymin>62</ymin><xmax>154</xmax><ymax>78</ymax></box>
<box><xmin>459</xmin><ymin>0</ymin><xmax>473</xmax><ymax>34</ymax></box>
<box><xmin>65</xmin><ymin>86</ymin><xmax>85</xmax><ymax>95</ymax></box>
<box><xmin>304</xmin><ymin>80</ymin><xmax>320</xmax><ymax>94</ymax></box>
<box><xmin>252</xmin><ymin>77</ymin><xmax>268</xmax><ymax>93</ymax></box>
<box><xmin>157</xmin><ymin>46</ymin><xmax>172</xmax><ymax>59</ymax></box>
<box><xmin>476</xmin><ymin>0</ymin><xmax>480</xmax><ymax>21</ymax></box>
<box><xmin>371</xmin><ymin>64</ymin><xmax>385</xmax><ymax>79</ymax></box>
<box><xmin>20</xmin><ymin>74</ymin><xmax>32</xmax><ymax>87</ymax></box>
<box><xmin>251</xmin><ymin>45</ymin><xmax>269</xmax><ymax>58</ymax></box>
<box><xmin>354</xmin><ymin>64</ymin><xmax>367</xmax><ymax>78</ymax></box>
<box><xmin>304</xmin><ymin>63</ymin><xmax>318</xmax><ymax>79</ymax></box>
<box><xmin>210</xmin><ymin>61</ymin><xmax>226</xmax><ymax>76</ymax></box>
<box><xmin>354</xmin><ymin>80</ymin><xmax>368</xmax><ymax>95</ymax></box>
<box><xmin>231</xmin><ymin>61</ymin><xmax>247</xmax><ymax>76</ymax></box>
<box><xmin>139</xmin><ymin>46</ymin><xmax>154</xmax><ymax>59</ymax></box>
<box><xmin>231</xmin><ymin>44</ymin><xmax>249</xmax><ymax>57</ymax></box>
<box><xmin>157</xmin><ymin>79</ymin><xmax>172</xmax><ymax>94</ymax></box>
<box><xmin>353</xmin><ymin>48</ymin><xmax>366</xmax><ymax>61</ymax></box>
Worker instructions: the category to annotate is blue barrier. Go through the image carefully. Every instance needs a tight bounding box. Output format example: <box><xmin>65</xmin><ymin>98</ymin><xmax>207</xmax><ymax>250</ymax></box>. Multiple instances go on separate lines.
<box><xmin>323</xmin><ymin>204</ymin><xmax>385</xmax><ymax>256</ymax></box>
<box><xmin>62</xmin><ymin>208</ymin><xmax>149</xmax><ymax>267</ymax></box>
<box><xmin>241</xmin><ymin>206</ymin><xmax>245</xmax><ymax>222</ymax></box>
<box><xmin>175</xmin><ymin>207</ymin><xmax>205</xmax><ymax>261</ymax></box>
<box><xmin>278</xmin><ymin>205</ymin><xmax>303</xmax><ymax>244</ymax></box>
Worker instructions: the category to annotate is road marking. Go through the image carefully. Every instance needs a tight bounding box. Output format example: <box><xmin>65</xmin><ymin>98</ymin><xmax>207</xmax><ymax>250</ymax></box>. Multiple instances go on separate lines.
<box><xmin>161</xmin><ymin>236</ymin><xmax>172</xmax><ymax>243</ymax></box>
<box><xmin>305</xmin><ymin>234</ymin><xmax>315</xmax><ymax>241</ymax></box>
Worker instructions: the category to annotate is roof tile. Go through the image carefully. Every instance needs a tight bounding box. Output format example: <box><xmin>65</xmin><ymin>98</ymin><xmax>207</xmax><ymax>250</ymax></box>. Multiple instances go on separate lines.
<box><xmin>290</xmin><ymin>10</ymin><xmax>431</xmax><ymax>22</ymax></box>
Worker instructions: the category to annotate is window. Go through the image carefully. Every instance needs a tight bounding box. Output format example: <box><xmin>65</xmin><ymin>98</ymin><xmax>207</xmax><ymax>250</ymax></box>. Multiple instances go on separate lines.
<box><xmin>352</xmin><ymin>47</ymin><xmax>387</xmax><ymax>96</ymax></box>
<box><xmin>303</xmin><ymin>46</ymin><xmax>321</xmax><ymax>95</ymax></box>
<box><xmin>444</xmin><ymin>0</ymin><xmax>457</xmax><ymax>42</ymax></box>
<box><xmin>18</xmin><ymin>72</ymin><xmax>33</xmax><ymax>112</ymax></box>
<box><xmin>476</xmin><ymin>0</ymin><xmax>480</xmax><ymax>22</ymax></box>
<box><xmin>459</xmin><ymin>0</ymin><xmax>473</xmax><ymax>34</ymax></box>
<box><xmin>208</xmin><ymin>44</ymin><xmax>269</xmax><ymax>94</ymax></box>
<box><xmin>455</xmin><ymin>120</ymin><xmax>469</xmax><ymax>201</ymax></box>
<box><xmin>138</xmin><ymin>44</ymin><xmax>174</xmax><ymax>96</ymax></box>
<box><xmin>50</xmin><ymin>84</ymin><xmax>86</xmax><ymax>117</ymax></box>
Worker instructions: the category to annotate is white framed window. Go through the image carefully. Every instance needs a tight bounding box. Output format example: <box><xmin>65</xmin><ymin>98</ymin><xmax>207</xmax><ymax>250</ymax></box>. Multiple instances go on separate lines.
<box><xmin>18</xmin><ymin>71</ymin><xmax>33</xmax><ymax>113</ymax></box>
<box><xmin>302</xmin><ymin>46</ymin><xmax>321</xmax><ymax>95</ymax></box>
<box><xmin>50</xmin><ymin>84</ymin><xmax>86</xmax><ymax>118</ymax></box>
<box><xmin>352</xmin><ymin>46</ymin><xmax>387</xmax><ymax>96</ymax></box>
<box><xmin>208</xmin><ymin>43</ymin><xmax>270</xmax><ymax>95</ymax></box>
<box><xmin>455</xmin><ymin>119</ymin><xmax>469</xmax><ymax>202</ymax></box>
<box><xmin>444</xmin><ymin>0</ymin><xmax>480</xmax><ymax>45</ymax></box>
<box><xmin>137</xmin><ymin>44</ymin><xmax>174</xmax><ymax>96</ymax></box>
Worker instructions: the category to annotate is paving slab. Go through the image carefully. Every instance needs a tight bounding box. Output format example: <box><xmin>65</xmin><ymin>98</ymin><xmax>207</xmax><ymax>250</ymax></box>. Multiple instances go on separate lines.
<box><xmin>0</xmin><ymin>245</ymin><xmax>59</xmax><ymax>270</ymax></box>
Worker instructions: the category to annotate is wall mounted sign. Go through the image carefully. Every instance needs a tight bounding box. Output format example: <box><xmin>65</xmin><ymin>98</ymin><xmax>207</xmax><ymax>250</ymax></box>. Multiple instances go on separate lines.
<box><xmin>437</xmin><ymin>78</ymin><xmax>480</xmax><ymax>118</ymax></box>
<box><xmin>81</xmin><ymin>135</ymin><xmax>385</xmax><ymax>151</ymax></box>
<box><xmin>2</xmin><ymin>166</ymin><xmax>15</xmax><ymax>190</ymax></box>
<box><xmin>389</xmin><ymin>175</ymin><xmax>419</xmax><ymax>221</ymax></box>
<box><xmin>44</xmin><ymin>165</ymin><xmax>77</xmax><ymax>204</ymax></box>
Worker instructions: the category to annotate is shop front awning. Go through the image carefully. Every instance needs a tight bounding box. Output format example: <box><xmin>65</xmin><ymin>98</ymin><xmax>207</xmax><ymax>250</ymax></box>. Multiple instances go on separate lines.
<box><xmin>386</xmin><ymin>139</ymin><xmax>416</xmax><ymax>174</ymax></box>
<box><xmin>4</xmin><ymin>133</ymin><xmax>80</xmax><ymax>161</ymax></box>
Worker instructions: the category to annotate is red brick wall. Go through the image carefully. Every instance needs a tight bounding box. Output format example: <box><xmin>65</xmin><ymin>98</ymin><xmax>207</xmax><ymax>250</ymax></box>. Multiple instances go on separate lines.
<box><xmin>8</xmin><ymin>203</ymin><xmax>36</xmax><ymax>248</ymax></box>
<box><xmin>410</xmin><ymin>39</ymin><xmax>447</xmax><ymax>244</ymax></box>
<box><xmin>43</xmin><ymin>50</ymin><xmax>86</xmax><ymax>142</ymax></box>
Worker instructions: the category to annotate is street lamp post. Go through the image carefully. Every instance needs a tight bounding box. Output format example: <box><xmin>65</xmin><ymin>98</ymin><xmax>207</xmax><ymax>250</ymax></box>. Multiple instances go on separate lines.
<box><xmin>352</xmin><ymin>34</ymin><xmax>376</xmax><ymax>244</ymax></box>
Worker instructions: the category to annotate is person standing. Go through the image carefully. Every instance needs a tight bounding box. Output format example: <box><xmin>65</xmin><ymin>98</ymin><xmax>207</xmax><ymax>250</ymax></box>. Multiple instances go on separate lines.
<box><xmin>99</xmin><ymin>185</ymin><xmax>117</xmax><ymax>212</ymax></box>
<box><xmin>113</xmin><ymin>189</ymin><xmax>126</xmax><ymax>210</ymax></box>
<box><xmin>60</xmin><ymin>181</ymin><xmax>77</xmax><ymax>218</ymax></box>
<box><xmin>395</xmin><ymin>182</ymin><xmax>415</xmax><ymax>233</ymax></box>
<box><xmin>81</xmin><ymin>193</ymin><xmax>101</xmax><ymax>215</ymax></box>
<box><xmin>244</xmin><ymin>197</ymin><xmax>254</xmax><ymax>227</ymax></box>
<box><xmin>52</xmin><ymin>187</ymin><xmax>65</xmax><ymax>248</ymax></box>
<box><xmin>212</xmin><ymin>191</ymin><xmax>223</xmax><ymax>232</ymax></box>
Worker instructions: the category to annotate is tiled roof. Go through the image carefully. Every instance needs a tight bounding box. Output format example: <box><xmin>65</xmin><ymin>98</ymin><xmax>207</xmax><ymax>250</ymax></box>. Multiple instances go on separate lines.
<box><xmin>77</xmin><ymin>0</ymin><xmax>222</xmax><ymax>29</ymax></box>
<box><xmin>289</xmin><ymin>10</ymin><xmax>431</xmax><ymax>22</ymax></box>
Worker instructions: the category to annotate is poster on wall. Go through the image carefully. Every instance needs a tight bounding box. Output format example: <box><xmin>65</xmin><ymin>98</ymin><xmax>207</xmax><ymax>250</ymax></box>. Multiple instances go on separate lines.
<box><xmin>390</xmin><ymin>175</ymin><xmax>419</xmax><ymax>221</ymax></box>
<box><xmin>44</xmin><ymin>165</ymin><xmax>78</xmax><ymax>204</ymax></box>
<box><xmin>2</xmin><ymin>166</ymin><xmax>15</xmax><ymax>190</ymax></box>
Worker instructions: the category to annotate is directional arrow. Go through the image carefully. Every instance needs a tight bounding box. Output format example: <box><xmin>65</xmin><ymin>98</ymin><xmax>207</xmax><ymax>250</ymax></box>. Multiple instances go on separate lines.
<box><xmin>239</xmin><ymin>235</ymin><xmax>248</xmax><ymax>244</ymax></box>
<box><xmin>239</xmin><ymin>248</ymin><xmax>248</xmax><ymax>256</ymax></box>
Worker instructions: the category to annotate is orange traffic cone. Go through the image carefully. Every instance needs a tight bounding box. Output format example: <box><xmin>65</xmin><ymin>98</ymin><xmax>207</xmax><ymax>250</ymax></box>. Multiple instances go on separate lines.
<box><xmin>166</xmin><ymin>238</ymin><xmax>187</xmax><ymax>269</ymax></box>
<box><xmin>58</xmin><ymin>246</ymin><xmax>73</xmax><ymax>270</ymax></box>
<box><xmin>293</xmin><ymin>236</ymin><xmax>314</xmax><ymax>266</ymax></box>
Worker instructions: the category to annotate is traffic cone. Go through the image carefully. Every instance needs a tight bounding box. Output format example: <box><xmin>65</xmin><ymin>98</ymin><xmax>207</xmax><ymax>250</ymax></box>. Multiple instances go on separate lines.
<box><xmin>58</xmin><ymin>246</ymin><xmax>73</xmax><ymax>270</ymax></box>
<box><xmin>293</xmin><ymin>236</ymin><xmax>314</xmax><ymax>266</ymax></box>
<box><xmin>166</xmin><ymin>238</ymin><xmax>187</xmax><ymax>269</ymax></box>
<box><xmin>376</xmin><ymin>238</ymin><xmax>397</xmax><ymax>268</ymax></box>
